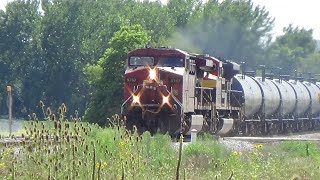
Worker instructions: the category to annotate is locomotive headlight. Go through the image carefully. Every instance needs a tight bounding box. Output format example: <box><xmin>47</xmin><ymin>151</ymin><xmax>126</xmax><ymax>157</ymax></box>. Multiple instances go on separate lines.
<box><xmin>132</xmin><ymin>95</ymin><xmax>140</xmax><ymax>104</ymax></box>
<box><xmin>162</xmin><ymin>95</ymin><xmax>169</xmax><ymax>104</ymax></box>
<box><xmin>149</xmin><ymin>68</ymin><xmax>157</xmax><ymax>80</ymax></box>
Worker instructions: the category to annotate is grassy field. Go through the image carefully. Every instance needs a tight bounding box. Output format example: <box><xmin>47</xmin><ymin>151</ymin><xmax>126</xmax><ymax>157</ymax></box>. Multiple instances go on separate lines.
<box><xmin>1</xmin><ymin>117</ymin><xmax>320</xmax><ymax>179</ymax></box>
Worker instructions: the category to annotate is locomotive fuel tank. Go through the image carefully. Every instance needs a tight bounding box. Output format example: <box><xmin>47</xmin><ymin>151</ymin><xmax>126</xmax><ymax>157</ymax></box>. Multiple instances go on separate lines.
<box><xmin>254</xmin><ymin>77</ymin><xmax>281</xmax><ymax>117</ymax></box>
<box><xmin>288</xmin><ymin>80</ymin><xmax>311</xmax><ymax>116</ymax></box>
<box><xmin>303</xmin><ymin>82</ymin><xmax>320</xmax><ymax>115</ymax></box>
<box><xmin>271</xmin><ymin>79</ymin><xmax>296</xmax><ymax>116</ymax></box>
<box><xmin>232</xmin><ymin>75</ymin><xmax>262</xmax><ymax>118</ymax></box>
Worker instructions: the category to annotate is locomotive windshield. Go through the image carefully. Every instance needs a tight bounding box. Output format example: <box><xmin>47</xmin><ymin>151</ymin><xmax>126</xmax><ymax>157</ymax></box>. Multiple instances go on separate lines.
<box><xmin>157</xmin><ymin>57</ymin><xmax>184</xmax><ymax>67</ymax></box>
<box><xmin>129</xmin><ymin>56</ymin><xmax>154</xmax><ymax>66</ymax></box>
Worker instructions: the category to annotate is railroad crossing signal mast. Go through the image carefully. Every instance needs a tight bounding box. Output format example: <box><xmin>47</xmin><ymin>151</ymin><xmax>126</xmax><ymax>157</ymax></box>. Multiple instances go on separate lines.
<box><xmin>7</xmin><ymin>85</ymin><xmax>13</xmax><ymax>136</ymax></box>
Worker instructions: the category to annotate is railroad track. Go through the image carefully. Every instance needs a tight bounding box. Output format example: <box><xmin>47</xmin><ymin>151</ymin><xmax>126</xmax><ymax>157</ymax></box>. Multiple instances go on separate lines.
<box><xmin>222</xmin><ymin>136</ymin><xmax>320</xmax><ymax>143</ymax></box>
<box><xmin>0</xmin><ymin>137</ymin><xmax>29</xmax><ymax>146</ymax></box>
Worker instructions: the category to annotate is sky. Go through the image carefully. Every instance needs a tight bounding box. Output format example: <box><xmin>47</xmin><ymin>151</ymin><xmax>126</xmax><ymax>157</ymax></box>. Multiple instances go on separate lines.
<box><xmin>0</xmin><ymin>0</ymin><xmax>319</xmax><ymax>39</ymax></box>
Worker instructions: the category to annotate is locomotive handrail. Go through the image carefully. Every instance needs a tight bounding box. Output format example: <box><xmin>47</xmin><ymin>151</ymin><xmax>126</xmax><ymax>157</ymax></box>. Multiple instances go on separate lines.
<box><xmin>228</xmin><ymin>90</ymin><xmax>242</xmax><ymax>93</ymax></box>
<box><xmin>167</xmin><ymin>88</ymin><xmax>184</xmax><ymax>134</ymax></box>
<box><xmin>195</xmin><ymin>86</ymin><xmax>214</xmax><ymax>90</ymax></box>
<box><xmin>195</xmin><ymin>86</ymin><xmax>214</xmax><ymax>109</ymax></box>
<box><xmin>168</xmin><ymin>89</ymin><xmax>183</xmax><ymax>110</ymax></box>
<box><xmin>121</xmin><ymin>95</ymin><xmax>133</xmax><ymax>114</ymax></box>
<box><xmin>230</xmin><ymin>91</ymin><xmax>242</xmax><ymax>107</ymax></box>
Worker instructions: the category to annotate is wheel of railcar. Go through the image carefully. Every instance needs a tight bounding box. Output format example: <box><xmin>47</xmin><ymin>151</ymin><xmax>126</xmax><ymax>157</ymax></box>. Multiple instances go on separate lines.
<box><xmin>157</xmin><ymin>118</ymin><xmax>166</xmax><ymax>134</ymax></box>
<box><xmin>249</xmin><ymin>122</ymin><xmax>255</xmax><ymax>136</ymax></box>
<box><xmin>262</xmin><ymin>122</ymin><xmax>270</xmax><ymax>135</ymax></box>
<box><xmin>303</xmin><ymin>119</ymin><xmax>309</xmax><ymax>131</ymax></box>
<box><xmin>315</xmin><ymin>119</ymin><xmax>320</xmax><ymax>130</ymax></box>
<box><xmin>181</xmin><ymin>115</ymin><xmax>191</xmax><ymax>135</ymax></box>
<box><xmin>309</xmin><ymin>119</ymin><xmax>314</xmax><ymax>130</ymax></box>
<box><xmin>289</xmin><ymin>121</ymin><xmax>294</xmax><ymax>133</ymax></box>
<box><xmin>269</xmin><ymin>122</ymin><xmax>276</xmax><ymax>135</ymax></box>
<box><xmin>280</xmin><ymin>122</ymin><xmax>286</xmax><ymax>134</ymax></box>
<box><xmin>241</xmin><ymin>121</ymin><xmax>248</xmax><ymax>136</ymax></box>
<box><xmin>202</xmin><ymin>119</ymin><xmax>210</xmax><ymax>133</ymax></box>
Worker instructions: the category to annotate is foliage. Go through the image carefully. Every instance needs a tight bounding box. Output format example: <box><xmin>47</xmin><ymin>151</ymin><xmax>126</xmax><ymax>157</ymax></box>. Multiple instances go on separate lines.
<box><xmin>168</xmin><ymin>0</ymin><xmax>275</xmax><ymax>65</ymax></box>
<box><xmin>1</xmin><ymin>118</ymin><xmax>320</xmax><ymax>179</ymax></box>
<box><xmin>167</xmin><ymin>0</ymin><xmax>202</xmax><ymax>28</ymax></box>
<box><xmin>300</xmin><ymin>52</ymin><xmax>320</xmax><ymax>74</ymax></box>
<box><xmin>267</xmin><ymin>25</ymin><xmax>317</xmax><ymax>75</ymax></box>
<box><xmin>269</xmin><ymin>141</ymin><xmax>320</xmax><ymax>161</ymax></box>
<box><xmin>0</xmin><ymin>0</ymin><xmax>42</xmax><ymax>115</ymax></box>
<box><xmin>0</xmin><ymin>116</ymin><xmax>178</xmax><ymax>179</ymax></box>
<box><xmin>183</xmin><ymin>134</ymin><xmax>227</xmax><ymax>158</ymax></box>
<box><xmin>84</xmin><ymin>25</ymin><xmax>150</xmax><ymax>125</ymax></box>
<box><xmin>0</xmin><ymin>0</ymin><xmax>176</xmax><ymax>120</ymax></box>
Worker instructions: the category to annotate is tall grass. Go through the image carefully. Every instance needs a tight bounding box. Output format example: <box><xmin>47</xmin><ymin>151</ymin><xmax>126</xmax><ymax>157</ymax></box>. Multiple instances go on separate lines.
<box><xmin>1</xmin><ymin>112</ymin><xmax>320</xmax><ymax>179</ymax></box>
<box><xmin>0</xmin><ymin>114</ymin><xmax>178</xmax><ymax>179</ymax></box>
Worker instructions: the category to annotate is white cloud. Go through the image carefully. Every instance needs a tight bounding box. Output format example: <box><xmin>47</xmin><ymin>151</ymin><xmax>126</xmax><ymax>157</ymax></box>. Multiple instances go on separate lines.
<box><xmin>0</xmin><ymin>0</ymin><xmax>13</xmax><ymax>11</ymax></box>
<box><xmin>253</xmin><ymin>0</ymin><xmax>320</xmax><ymax>39</ymax></box>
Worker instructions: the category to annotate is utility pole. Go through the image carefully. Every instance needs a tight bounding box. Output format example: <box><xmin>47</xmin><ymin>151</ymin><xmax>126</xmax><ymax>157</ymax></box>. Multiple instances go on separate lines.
<box><xmin>7</xmin><ymin>85</ymin><xmax>13</xmax><ymax>136</ymax></box>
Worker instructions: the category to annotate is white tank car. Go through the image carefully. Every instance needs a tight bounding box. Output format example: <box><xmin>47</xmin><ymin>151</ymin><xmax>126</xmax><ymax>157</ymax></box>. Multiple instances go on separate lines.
<box><xmin>271</xmin><ymin>79</ymin><xmax>296</xmax><ymax>116</ymax></box>
<box><xmin>288</xmin><ymin>80</ymin><xmax>311</xmax><ymax>116</ymax></box>
<box><xmin>254</xmin><ymin>77</ymin><xmax>281</xmax><ymax>117</ymax></box>
<box><xmin>232</xmin><ymin>75</ymin><xmax>262</xmax><ymax>118</ymax></box>
<box><xmin>303</xmin><ymin>82</ymin><xmax>320</xmax><ymax>115</ymax></box>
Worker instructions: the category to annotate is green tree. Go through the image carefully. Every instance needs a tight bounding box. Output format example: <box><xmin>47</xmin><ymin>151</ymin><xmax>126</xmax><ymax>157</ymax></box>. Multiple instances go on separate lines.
<box><xmin>167</xmin><ymin>0</ymin><xmax>202</xmax><ymax>27</ymax></box>
<box><xmin>169</xmin><ymin>0</ymin><xmax>274</xmax><ymax>65</ymax></box>
<box><xmin>267</xmin><ymin>25</ymin><xmax>316</xmax><ymax>74</ymax></box>
<box><xmin>0</xmin><ymin>0</ymin><xmax>176</xmax><ymax>118</ymax></box>
<box><xmin>121</xmin><ymin>0</ymin><xmax>175</xmax><ymax>45</ymax></box>
<box><xmin>0</xmin><ymin>0</ymin><xmax>42</xmax><ymax>115</ymax></box>
<box><xmin>299</xmin><ymin>52</ymin><xmax>320</xmax><ymax>75</ymax></box>
<box><xmin>85</xmin><ymin>24</ymin><xmax>150</xmax><ymax>125</ymax></box>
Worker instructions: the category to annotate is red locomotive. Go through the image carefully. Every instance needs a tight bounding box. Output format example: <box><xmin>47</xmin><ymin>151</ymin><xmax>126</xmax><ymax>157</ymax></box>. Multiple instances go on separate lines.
<box><xmin>121</xmin><ymin>47</ymin><xmax>320</xmax><ymax>136</ymax></box>
<box><xmin>121</xmin><ymin>47</ymin><xmax>240</xmax><ymax>136</ymax></box>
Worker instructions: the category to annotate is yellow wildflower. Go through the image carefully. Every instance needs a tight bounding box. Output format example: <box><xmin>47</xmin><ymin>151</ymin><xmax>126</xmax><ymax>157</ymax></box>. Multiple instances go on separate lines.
<box><xmin>101</xmin><ymin>162</ymin><xmax>107</xmax><ymax>169</ymax></box>
<box><xmin>258</xmin><ymin>144</ymin><xmax>263</xmax><ymax>149</ymax></box>
<box><xmin>0</xmin><ymin>163</ymin><xmax>5</xmax><ymax>168</ymax></box>
<box><xmin>119</xmin><ymin>141</ymin><xmax>126</xmax><ymax>149</ymax></box>
<box><xmin>232</xmin><ymin>151</ymin><xmax>238</xmax><ymax>156</ymax></box>
<box><xmin>96</xmin><ymin>162</ymin><xmax>107</xmax><ymax>169</ymax></box>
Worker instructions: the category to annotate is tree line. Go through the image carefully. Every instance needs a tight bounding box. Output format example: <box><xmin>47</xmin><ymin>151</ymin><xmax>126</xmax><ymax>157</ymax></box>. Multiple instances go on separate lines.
<box><xmin>0</xmin><ymin>0</ymin><xmax>319</xmax><ymax>125</ymax></box>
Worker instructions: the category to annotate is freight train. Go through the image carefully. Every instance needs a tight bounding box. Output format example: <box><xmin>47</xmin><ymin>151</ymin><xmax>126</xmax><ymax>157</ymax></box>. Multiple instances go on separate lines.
<box><xmin>121</xmin><ymin>47</ymin><xmax>320</xmax><ymax>136</ymax></box>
